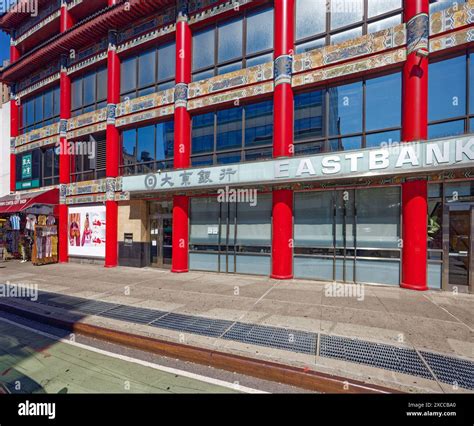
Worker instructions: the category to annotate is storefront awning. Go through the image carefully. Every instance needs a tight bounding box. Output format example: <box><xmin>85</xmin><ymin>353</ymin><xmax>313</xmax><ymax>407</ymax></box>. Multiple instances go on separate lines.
<box><xmin>0</xmin><ymin>189</ymin><xmax>59</xmax><ymax>214</ymax></box>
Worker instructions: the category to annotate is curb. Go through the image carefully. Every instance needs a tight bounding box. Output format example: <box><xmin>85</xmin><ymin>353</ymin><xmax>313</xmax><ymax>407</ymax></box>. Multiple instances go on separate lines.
<box><xmin>0</xmin><ymin>301</ymin><xmax>398</xmax><ymax>394</ymax></box>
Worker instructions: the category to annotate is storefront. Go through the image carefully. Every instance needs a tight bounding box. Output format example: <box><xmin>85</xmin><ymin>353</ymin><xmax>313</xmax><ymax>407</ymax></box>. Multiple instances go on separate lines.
<box><xmin>121</xmin><ymin>135</ymin><xmax>474</xmax><ymax>292</ymax></box>
<box><xmin>0</xmin><ymin>188</ymin><xmax>59</xmax><ymax>265</ymax></box>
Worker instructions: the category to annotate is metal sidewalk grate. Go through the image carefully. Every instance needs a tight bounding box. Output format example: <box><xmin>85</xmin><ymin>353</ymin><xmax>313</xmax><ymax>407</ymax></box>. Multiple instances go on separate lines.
<box><xmin>72</xmin><ymin>300</ymin><xmax>120</xmax><ymax>315</ymax></box>
<box><xmin>100</xmin><ymin>305</ymin><xmax>167</xmax><ymax>324</ymax></box>
<box><xmin>319</xmin><ymin>334</ymin><xmax>433</xmax><ymax>380</ymax></box>
<box><xmin>222</xmin><ymin>322</ymin><xmax>317</xmax><ymax>355</ymax></box>
<box><xmin>150</xmin><ymin>312</ymin><xmax>234</xmax><ymax>338</ymax></box>
<box><xmin>420</xmin><ymin>351</ymin><xmax>474</xmax><ymax>390</ymax></box>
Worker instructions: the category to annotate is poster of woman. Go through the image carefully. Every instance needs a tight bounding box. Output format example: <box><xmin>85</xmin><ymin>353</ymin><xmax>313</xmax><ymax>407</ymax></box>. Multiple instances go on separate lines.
<box><xmin>68</xmin><ymin>206</ymin><xmax>106</xmax><ymax>258</ymax></box>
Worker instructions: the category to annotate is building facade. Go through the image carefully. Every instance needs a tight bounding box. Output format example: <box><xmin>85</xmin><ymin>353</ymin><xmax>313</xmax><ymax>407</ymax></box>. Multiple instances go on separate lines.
<box><xmin>1</xmin><ymin>0</ymin><xmax>473</xmax><ymax>292</ymax></box>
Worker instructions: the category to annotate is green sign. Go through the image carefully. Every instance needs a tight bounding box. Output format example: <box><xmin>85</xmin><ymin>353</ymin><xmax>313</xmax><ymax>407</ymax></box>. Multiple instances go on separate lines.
<box><xmin>16</xmin><ymin>179</ymin><xmax>40</xmax><ymax>190</ymax></box>
<box><xmin>21</xmin><ymin>154</ymin><xmax>32</xmax><ymax>180</ymax></box>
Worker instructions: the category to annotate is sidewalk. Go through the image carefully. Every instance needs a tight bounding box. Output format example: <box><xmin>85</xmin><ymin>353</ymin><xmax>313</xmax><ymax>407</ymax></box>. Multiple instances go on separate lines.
<box><xmin>0</xmin><ymin>260</ymin><xmax>473</xmax><ymax>393</ymax></box>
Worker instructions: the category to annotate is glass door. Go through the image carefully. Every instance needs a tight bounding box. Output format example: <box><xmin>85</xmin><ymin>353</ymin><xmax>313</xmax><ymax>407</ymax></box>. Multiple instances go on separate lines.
<box><xmin>218</xmin><ymin>202</ymin><xmax>236</xmax><ymax>273</ymax></box>
<box><xmin>334</xmin><ymin>189</ymin><xmax>356</xmax><ymax>283</ymax></box>
<box><xmin>446</xmin><ymin>204</ymin><xmax>472</xmax><ymax>289</ymax></box>
<box><xmin>150</xmin><ymin>215</ymin><xmax>172</xmax><ymax>269</ymax></box>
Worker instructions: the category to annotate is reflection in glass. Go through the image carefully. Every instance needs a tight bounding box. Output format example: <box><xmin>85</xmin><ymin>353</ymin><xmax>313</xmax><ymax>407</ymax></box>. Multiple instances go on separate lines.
<box><xmin>330</xmin><ymin>0</ymin><xmax>363</xmax><ymax>29</ymax></box>
<box><xmin>367</xmin><ymin>14</ymin><xmax>401</xmax><ymax>33</ymax></box>
<box><xmin>121</xmin><ymin>56</ymin><xmax>137</xmax><ymax>94</ymax></box>
<box><xmin>328</xmin><ymin>82</ymin><xmax>363</xmax><ymax>136</ymax></box>
<box><xmin>138</xmin><ymin>49</ymin><xmax>156</xmax><ymax>88</ymax></box>
<box><xmin>217</xmin><ymin>107</ymin><xmax>243</xmax><ymax>150</ymax></box>
<box><xmin>192</xmin><ymin>113</ymin><xmax>215</xmax><ymax>153</ymax></box>
<box><xmin>193</xmin><ymin>29</ymin><xmax>215</xmax><ymax>71</ymax></box>
<box><xmin>245</xmin><ymin>101</ymin><xmax>273</xmax><ymax>146</ymax></box>
<box><xmin>429</xmin><ymin>56</ymin><xmax>466</xmax><ymax>121</ymax></box>
<box><xmin>137</xmin><ymin>125</ymin><xmax>155</xmax><ymax>163</ymax></box>
<box><xmin>330</xmin><ymin>26</ymin><xmax>362</xmax><ymax>44</ymax></box>
<box><xmin>294</xmin><ymin>90</ymin><xmax>325</xmax><ymax>141</ymax></box>
<box><xmin>366</xmin><ymin>130</ymin><xmax>401</xmax><ymax>148</ymax></box>
<box><xmin>246</xmin><ymin>54</ymin><xmax>273</xmax><ymax>68</ymax></box>
<box><xmin>366</xmin><ymin>73</ymin><xmax>401</xmax><ymax>131</ymax></box>
<box><xmin>296</xmin><ymin>0</ymin><xmax>326</xmax><ymax>40</ymax></box>
<box><xmin>367</xmin><ymin>0</ymin><xmax>401</xmax><ymax>17</ymax></box>
<box><xmin>158</xmin><ymin>42</ymin><xmax>176</xmax><ymax>81</ymax></box>
<box><xmin>295</xmin><ymin>38</ymin><xmax>325</xmax><ymax>54</ymax></box>
<box><xmin>428</xmin><ymin>120</ymin><xmax>465</xmax><ymax>139</ymax></box>
<box><xmin>246</xmin><ymin>8</ymin><xmax>273</xmax><ymax>55</ymax></box>
<box><xmin>83</xmin><ymin>72</ymin><xmax>95</xmax><ymax>106</ymax></box>
<box><xmin>329</xmin><ymin>136</ymin><xmax>362</xmax><ymax>151</ymax></box>
<box><xmin>218</xmin><ymin>18</ymin><xmax>242</xmax><ymax>63</ymax></box>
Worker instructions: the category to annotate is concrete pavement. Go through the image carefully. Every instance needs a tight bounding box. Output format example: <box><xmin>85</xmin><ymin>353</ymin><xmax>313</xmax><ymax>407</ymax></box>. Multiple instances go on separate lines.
<box><xmin>0</xmin><ymin>260</ymin><xmax>473</xmax><ymax>393</ymax></box>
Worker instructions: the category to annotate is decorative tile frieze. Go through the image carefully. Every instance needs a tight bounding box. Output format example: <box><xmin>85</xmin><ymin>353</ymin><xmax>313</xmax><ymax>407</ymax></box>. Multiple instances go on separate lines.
<box><xmin>116</xmin><ymin>105</ymin><xmax>175</xmax><ymax>128</ymax></box>
<box><xmin>407</xmin><ymin>13</ymin><xmax>429</xmax><ymax>55</ymax></box>
<box><xmin>59</xmin><ymin>184</ymin><xmax>67</xmax><ymax>205</ymax></box>
<box><xmin>430</xmin><ymin>26</ymin><xmax>474</xmax><ymax>52</ymax></box>
<box><xmin>68</xmin><ymin>38</ymin><xmax>107</xmax><ymax>66</ymax></box>
<box><xmin>67</xmin><ymin>179</ymin><xmax>107</xmax><ymax>197</ymax></box>
<box><xmin>430</xmin><ymin>1</ymin><xmax>474</xmax><ymax>36</ymax></box>
<box><xmin>15</xmin><ymin>123</ymin><xmax>60</xmax><ymax>147</ymax></box>
<box><xmin>292</xmin><ymin>49</ymin><xmax>406</xmax><ymax>88</ymax></box>
<box><xmin>106</xmin><ymin>178</ymin><xmax>116</xmax><ymax>201</ymax></box>
<box><xmin>188</xmin><ymin>62</ymin><xmax>273</xmax><ymax>98</ymax></box>
<box><xmin>15</xmin><ymin>136</ymin><xmax>60</xmax><ymax>154</ymax></box>
<box><xmin>293</xmin><ymin>24</ymin><xmax>406</xmax><ymax>74</ymax></box>
<box><xmin>66</xmin><ymin>194</ymin><xmax>107</xmax><ymax>205</ymax></box>
<box><xmin>67</xmin><ymin>108</ymin><xmax>107</xmax><ymax>131</ymax></box>
<box><xmin>116</xmin><ymin>192</ymin><xmax>130</xmax><ymax>202</ymax></box>
<box><xmin>117</xmin><ymin>89</ymin><xmax>175</xmax><ymax>117</ymax></box>
<box><xmin>67</xmin><ymin>122</ymin><xmax>107</xmax><ymax>140</ymax></box>
<box><xmin>188</xmin><ymin>81</ymin><xmax>274</xmax><ymax>111</ymax></box>
<box><xmin>274</xmin><ymin>54</ymin><xmax>292</xmax><ymax>86</ymax></box>
<box><xmin>67</xmin><ymin>0</ymin><xmax>83</xmax><ymax>10</ymax></box>
<box><xmin>107</xmin><ymin>104</ymin><xmax>117</xmax><ymax>125</ymax></box>
<box><xmin>60</xmin><ymin>119</ymin><xmax>68</xmax><ymax>138</ymax></box>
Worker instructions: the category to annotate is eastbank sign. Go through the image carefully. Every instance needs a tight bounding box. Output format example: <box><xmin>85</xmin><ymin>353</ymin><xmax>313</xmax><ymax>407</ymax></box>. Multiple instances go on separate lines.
<box><xmin>122</xmin><ymin>136</ymin><xmax>474</xmax><ymax>193</ymax></box>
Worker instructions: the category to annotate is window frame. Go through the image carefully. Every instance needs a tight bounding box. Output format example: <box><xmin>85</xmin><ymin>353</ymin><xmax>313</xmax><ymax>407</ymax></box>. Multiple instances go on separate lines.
<box><xmin>71</xmin><ymin>66</ymin><xmax>108</xmax><ymax>117</ymax></box>
<box><xmin>192</xmin><ymin>5</ymin><xmax>274</xmax><ymax>81</ymax></box>
<box><xmin>19</xmin><ymin>86</ymin><xmax>60</xmax><ymax>134</ymax></box>
<box><xmin>294</xmin><ymin>0</ymin><xmax>403</xmax><ymax>53</ymax></box>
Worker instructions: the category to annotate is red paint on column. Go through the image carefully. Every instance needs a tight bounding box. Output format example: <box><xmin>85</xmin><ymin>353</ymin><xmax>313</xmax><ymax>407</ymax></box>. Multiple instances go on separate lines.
<box><xmin>401</xmin><ymin>180</ymin><xmax>428</xmax><ymax>291</ymax></box>
<box><xmin>171</xmin><ymin>195</ymin><xmax>189</xmax><ymax>273</ymax></box>
<box><xmin>105</xmin><ymin>200</ymin><xmax>118</xmax><ymax>268</ymax></box>
<box><xmin>272</xmin><ymin>0</ymin><xmax>295</xmax><ymax>279</ymax></box>
<box><xmin>10</xmin><ymin>99</ymin><xmax>18</xmax><ymax>192</ymax></box>
<box><xmin>401</xmin><ymin>0</ymin><xmax>429</xmax><ymax>290</ymax></box>
<box><xmin>10</xmin><ymin>44</ymin><xmax>20</xmax><ymax>63</ymax></box>
<box><xmin>59</xmin><ymin>66</ymin><xmax>71</xmax><ymax>263</ymax></box>
<box><xmin>105</xmin><ymin>36</ymin><xmax>120</xmax><ymax>268</ymax></box>
<box><xmin>60</xmin><ymin>4</ymin><xmax>74</xmax><ymax>33</ymax></box>
<box><xmin>173</xmin><ymin>19</ymin><xmax>191</xmax><ymax>169</ymax></box>
<box><xmin>271</xmin><ymin>189</ymin><xmax>293</xmax><ymax>279</ymax></box>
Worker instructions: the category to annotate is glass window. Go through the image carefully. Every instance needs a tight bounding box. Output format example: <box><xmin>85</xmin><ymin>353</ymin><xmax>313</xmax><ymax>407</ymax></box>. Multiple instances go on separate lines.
<box><xmin>193</xmin><ymin>29</ymin><xmax>215</xmax><ymax>71</ymax></box>
<box><xmin>83</xmin><ymin>72</ymin><xmax>96</xmax><ymax>106</ymax></box>
<box><xmin>34</xmin><ymin>94</ymin><xmax>43</xmax><ymax>123</ymax></box>
<box><xmin>97</xmin><ymin>67</ymin><xmax>107</xmax><ymax>102</ymax></box>
<box><xmin>428</xmin><ymin>120</ymin><xmax>465</xmax><ymax>139</ymax></box>
<box><xmin>43</xmin><ymin>89</ymin><xmax>53</xmax><ymax>119</ymax></box>
<box><xmin>296</xmin><ymin>0</ymin><xmax>326</xmax><ymax>40</ymax></box>
<box><xmin>121</xmin><ymin>56</ymin><xmax>137</xmax><ymax>94</ymax></box>
<box><xmin>71</xmin><ymin>78</ymin><xmax>82</xmax><ymax>111</ymax></box>
<box><xmin>470</xmin><ymin>53</ymin><xmax>474</xmax><ymax>114</ymax></box>
<box><xmin>217</xmin><ymin>61</ymin><xmax>242</xmax><ymax>75</ymax></box>
<box><xmin>138</xmin><ymin>49</ymin><xmax>156</xmax><ymax>88</ymax></box>
<box><xmin>356</xmin><ymin>187</ymin><xmax>401</xmax><ymax>249</ymax></box>
<box><xmin>218</xmin><ymin>18</ymin><xmax>242</xmax><ymax>63</ymax></box>
<box><xmin>246</xmin><ymin>54</ymin><xmax>272</xmax><ymax>68</ymax></box>
<box><xmin>236</xmin><ymin>195</ymin><xmax>272</xmax><ymax>246</ymax></box>
<box><xmin>330</xmin><ymin>26</ymin><xmax>362</xmax><ymax>44</ymax></box>
<box><xmin>366</xmin><ymin>130</ymin><xmax>401</xmax><ymax>148</ymax></box>
<box><xmin>429</xmin><ymin>56</ymin><xmax>466</xmax><ymax>121</ymax></box>
<box><xmin>329</xmin><ymin>136</ymin><xmax>362</xmax><ymax>151</ymax></box>
<box><xmin>122</xmin><ymin>129</ymin><xmax>136</xmax><ymax>161</ymax></box>
<box><xmin>328</xmin><ymin>82</ymin><xmax>363</xmax><ymax>136</ymax></box>
<box><xmin>158</xmin><ymin>42</ymin><xmax>175</xmax><ymax>81</ymax></box>
<box><xmin>192</xmin><ymin>112</ymin><xmax>215</xmax><ymax>153</ymax></box>
<box><xmin>245</xmin><ymin>101</ymin><xmax>273</xmax><ymax>146</ymax></box>
<box><xmin>330</xmin><ymin>0</ymin><xmax>363</xmax><ymax>30</ymax></box>
<box><xmin>366</xmin><ymin>73</ymin><xmax>401</xmax><ymax>131</ymax></box>
<box><xmin>296</xmin><ymin>38</ymin><xmax>325</xmax><ymax>54</ymax></box>
<box><xmin>294</xmin><ymin>90</ymin><xmax>325</xmax><ymax>141</ymax></box>
<box><xmin>53</xmin><ymin>87</ymin><xmax>60</xmax><ymax>117</ymax></box>
<box><xmin>367</xmin><ymin>0</ymin><xmax>401</xmax><ymax>17</ymax></box>
<box><xmin>216</xmin><ymin>107</ymin><xmax>243</xmax><ymax>150</ymax></box>
<box><xmin>429</xmin><ymin>0</ymin><xmax>466</xmax><ymax>13</ymax></box>
<box><xmin>137</xmin><ymin>125</ymin><xmax>155</xmax><ymax>163</ymax></box>
<box><xmin>246</xmin><ymin>8</ymin><xmax>273</xmax><ymax>55</ymax></box>
<box><xmin>368</xmin><ymin>14</ymin><xmax>401</xmax><ymax>33</ymax></box>
<box><xmin>156</xmin><ymin>121</ymin><xmax>174</xmax><ymax>160</ymax></box>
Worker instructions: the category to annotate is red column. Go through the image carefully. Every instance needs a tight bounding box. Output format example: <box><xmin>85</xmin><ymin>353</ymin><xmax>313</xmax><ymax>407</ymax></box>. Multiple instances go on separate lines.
<box><xmin>401</xmin><ymin>0</ymin><xmax>429</xmax><ymax>291</ymax></box>
<box><xmin>105</xmin><ymin>30</ymin><xmax>120</xmax><ymax>268</ymax></box>
<box><xmin>171</xmin><ymin>5</ymin><xmax>191</xmax><ymax>273</ymax></box>
<box><xmin>60</xmin><ymin>1</ymin><xmax>75</xmax><ymax>33</ymax></box>
<box><xmin>10</xmin><ymin>87</ymin><xmax>18</xmax><ymax>193</ymax></box>
<box><xmin>271</xmin><ymin>0</ymin><xmax>294</xmax><ymax>279</ymax></box>
<box><xmin>58</xmin><ymin>55</ymin><xmax>71</xmax><ymax>263</ymax></box>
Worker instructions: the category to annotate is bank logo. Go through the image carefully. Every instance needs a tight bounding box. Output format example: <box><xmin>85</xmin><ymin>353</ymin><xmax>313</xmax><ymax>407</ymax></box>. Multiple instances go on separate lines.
<box><xmin>18</xmin><ymin>400</ymin><xmax>56</xmax><ymax>420</ymax></box>
<box><xmin>145</xmin><ymin>174</ymin><xmax>158</xmax><ymax>190</ymax></box>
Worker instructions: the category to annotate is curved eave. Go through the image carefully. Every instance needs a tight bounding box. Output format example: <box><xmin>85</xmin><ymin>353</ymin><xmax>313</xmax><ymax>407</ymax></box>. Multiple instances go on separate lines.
<box><xmin>1</xmin><ymin>0</ymin><xmax>173</xmax><ymax>84</ymax></box>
